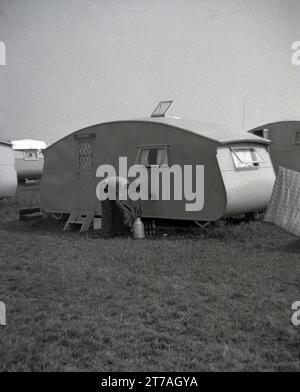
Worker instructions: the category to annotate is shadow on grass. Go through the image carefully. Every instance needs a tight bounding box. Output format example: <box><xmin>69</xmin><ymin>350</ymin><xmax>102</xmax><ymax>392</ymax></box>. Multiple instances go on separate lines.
<box><xmin>2</xmin><ymin>217</ymin><xmax>65</xmax><ymax>235</ymax></box>
<box><xmin>1</xmin><ymin>215</ymin><xmax>258</xmax><ymax>241</ymax></box>
<box><xmin>1</xmin><ymin>210</ymin><xmax>296</xmax><ymax>249</ymax></box>
<box><xmin>276</xmin><ymin>238</ymin><xmax>300</xmax><ymax>253</ymax></box>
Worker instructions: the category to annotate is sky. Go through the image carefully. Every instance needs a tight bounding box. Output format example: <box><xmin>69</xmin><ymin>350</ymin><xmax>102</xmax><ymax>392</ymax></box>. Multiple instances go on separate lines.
<box><xmin>0</xmin><ymin>0</ymin><xmax>299</xmax><ymax>144</ymax></box>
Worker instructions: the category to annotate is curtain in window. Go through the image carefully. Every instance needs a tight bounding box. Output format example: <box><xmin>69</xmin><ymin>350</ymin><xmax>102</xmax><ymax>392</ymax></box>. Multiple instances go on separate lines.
<box><xmin>139</xmin><ymin>147</ymin><xmax>168</xmax><ymax>166</ymax></box>
<box><xmin>140</xmin><ymin>149</ymin><xmax>149</xmax><ymax>166</ymax></box>
<box><xmin>156</xmin><ymin>148</ymin><xmax>167</xmax><ymax>165</ymax></box>
<box><xmin>294</xmin><ymin>131</ymin><xmax>300</xmax><ymax>143</ymax></box>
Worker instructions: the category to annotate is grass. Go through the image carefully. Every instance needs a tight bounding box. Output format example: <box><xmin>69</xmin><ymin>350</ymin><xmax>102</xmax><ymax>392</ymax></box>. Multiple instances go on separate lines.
<box><xmin>0</xmin><ymin>184</ymin><xmax>300</xmax><ymax>371</ymax></box>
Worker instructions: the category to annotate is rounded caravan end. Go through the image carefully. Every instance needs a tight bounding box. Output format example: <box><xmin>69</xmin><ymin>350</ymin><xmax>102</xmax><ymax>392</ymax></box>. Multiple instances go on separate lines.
<box><xmin>11</xmin><ymin>139</ymin><xmax>47</xmax><ymax>181</ymax></box>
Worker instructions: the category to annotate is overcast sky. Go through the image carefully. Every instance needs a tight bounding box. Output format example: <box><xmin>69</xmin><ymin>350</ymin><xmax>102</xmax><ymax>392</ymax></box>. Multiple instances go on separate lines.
<box><xmin>0</xmin><ymin>0</ymin><xmax>299</xmax><ymax>144</ymax></box>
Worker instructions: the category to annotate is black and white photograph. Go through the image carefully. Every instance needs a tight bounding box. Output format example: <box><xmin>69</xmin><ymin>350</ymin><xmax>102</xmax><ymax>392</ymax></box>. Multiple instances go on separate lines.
<box><xmin>0</xmin><ymin>0</ymin><xmax>300</xmax><ymax>375</ymax></box>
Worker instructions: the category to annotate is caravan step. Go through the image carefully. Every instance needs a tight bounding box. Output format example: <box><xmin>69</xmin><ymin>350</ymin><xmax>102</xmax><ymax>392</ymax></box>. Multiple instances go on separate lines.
<box><xmin>19</xmin><ymin>207</ymin><xmax>42</xmax><ymax>221</ymax></box>
<box><xmin>63</xmin><ymin>211</ymin><xmax>95</xmax><ymax>233</ymax></box>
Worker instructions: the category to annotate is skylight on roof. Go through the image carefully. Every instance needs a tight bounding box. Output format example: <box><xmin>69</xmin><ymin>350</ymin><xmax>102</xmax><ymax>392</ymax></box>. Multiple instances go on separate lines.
<box><xmin>151</xmin><ymin>100</ymin><xmax>174</xmax><ymax>117</ymax></box>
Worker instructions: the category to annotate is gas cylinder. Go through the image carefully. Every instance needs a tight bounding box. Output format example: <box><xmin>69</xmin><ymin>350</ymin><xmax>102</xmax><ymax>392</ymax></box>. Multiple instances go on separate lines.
<box><xmin>133</xmin><ymin>217</ymin><xmax>145</xmax><ymax>239</ymax></box>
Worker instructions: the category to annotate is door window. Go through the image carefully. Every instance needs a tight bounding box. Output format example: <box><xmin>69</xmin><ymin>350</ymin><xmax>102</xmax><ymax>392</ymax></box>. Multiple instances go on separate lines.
<box><xmin>136</xmin><ymin>146</ymin><xmax>168</xmax><ymax>167</ymax></box>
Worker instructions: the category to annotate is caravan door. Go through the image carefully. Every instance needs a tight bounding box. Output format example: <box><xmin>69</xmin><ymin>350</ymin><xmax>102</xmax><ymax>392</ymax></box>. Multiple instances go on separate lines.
<box><xmin>135</xmin><ymin>146</ymin><xmax>170</xmax><ymax>219</ymax></box>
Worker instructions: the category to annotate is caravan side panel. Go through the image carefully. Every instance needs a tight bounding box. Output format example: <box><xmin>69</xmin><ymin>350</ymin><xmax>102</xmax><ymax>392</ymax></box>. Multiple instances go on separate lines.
<box><xmin>269</xmin><ymin>122</ymin><xmax>300</xmax><ymax>173</ymax></box>
<box><xmin>41</xmin><ymin>122</ymin><xmax>228</xmax><ymax>220</ymax></box>
<box><xmin>41</xmin><ymin>123</ymin><xmax>140</xmax><ymax>214</ymax></box>
<box><xmin>167</xmin><ymin>128</ymin><xmax>227</xmax><ymax>221</ymax></box>
<box><xmin>41</xmin><ymin>137</ymin><xmax>79</xmax><ymax>213</ymax></box>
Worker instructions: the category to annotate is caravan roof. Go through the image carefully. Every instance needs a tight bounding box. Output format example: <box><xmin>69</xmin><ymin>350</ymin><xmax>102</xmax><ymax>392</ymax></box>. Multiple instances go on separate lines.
<box><xmin>137</xmin><ymin>117</ymin><xmax>269</xmax><ymax>145</ymax></box>
<box><xmin>45</xmin><ymin>116</ymin><xmax>268</xmax><ymax>152</ymax></box>
<box><xmin>0</xmin><ymin>140</ymin><xmax>12</xmax><ymax>147</ymax></box>
<box><xmin>11</xmin><ymin>139</ymin><xmax>47</xmax><ymax>151</ymax></box>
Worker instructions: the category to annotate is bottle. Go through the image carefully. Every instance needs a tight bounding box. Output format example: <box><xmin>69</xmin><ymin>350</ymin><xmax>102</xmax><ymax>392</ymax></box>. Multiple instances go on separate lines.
<box><xmin>133</xmin><ymin>217</ymin><xmax>145</xmax><ymax>239</ymax></box>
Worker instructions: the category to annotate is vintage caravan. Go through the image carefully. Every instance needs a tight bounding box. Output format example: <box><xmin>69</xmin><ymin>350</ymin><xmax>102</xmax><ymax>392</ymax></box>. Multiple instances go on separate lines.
<box><xmin>249</xmin><ymin>120</ymin><xmax>300</xmax><ymax>173</ymax></box>
<box><xmin>12</xmin><ymin>139</ymin><xmax>46</xmax><ymax>181</ymax></box>
<box><xmin>41</xmin><ymin>103</ymin><xmax>275</xmax><ymax>225</ymax></box>
<box><xmin>0</xmin><ymin>141</ymin><xmax>17</xmax><ymax>199</ymax></box>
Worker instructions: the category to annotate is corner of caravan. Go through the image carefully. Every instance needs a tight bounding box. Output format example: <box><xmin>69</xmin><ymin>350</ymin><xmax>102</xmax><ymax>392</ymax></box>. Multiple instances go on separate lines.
<box><xmin>0</xmin><ymin>141</ymin><xmax>18</xmax><ymax>199</ymax></box>
<box><xmin>248</xmin><ymin>120</ymin><xmax>300</xmax><ymax>174</ymax></box>
<box><xmin>11</xmin><ymin>139</ymin><xmax>46</xmax><ymax>181</ymax></box>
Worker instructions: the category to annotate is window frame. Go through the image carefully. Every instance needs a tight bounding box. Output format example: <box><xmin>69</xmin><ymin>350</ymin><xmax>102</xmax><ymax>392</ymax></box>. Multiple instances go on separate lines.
<box><xmin>230</xmin><ymin>146</ymin><xmax>264</xmax><ymax>170</ymax></box>
<box><xmin>253</xmin><ymin>129</ymin><xmax>270</xmax><ymax>139</ymax></box>
<box><xmin>135</xmin><ymin>145</ymin><xmax>169</xmax><ymax>168</ymax></box>
<box><xmin>24</xmin><ymin>150</ymin><xmax>38</xmax><ymax>161</ymax></box>
<box><xmin>78</xmin><ymin>140</ymin><xmax>93</xmax><ymax>170</ymax></box>
<box><xmin>151</xmin><ymin>100</ymin><xmax>174</xmax><ymax>118</ymax></box>
<box><xmin>293</xmin><ymin>130</ymin><xmax>300</xmax><ymax>145</ymax></box>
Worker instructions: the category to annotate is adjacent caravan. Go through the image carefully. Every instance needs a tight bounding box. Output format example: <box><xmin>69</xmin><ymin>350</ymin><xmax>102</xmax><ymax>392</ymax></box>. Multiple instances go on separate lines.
<box><xmin>249</xmin><ymin>120</ymin><xmax>300</xmax><ymax>174</ymax></box>
<box><xmin>41</xmin><ymin>109</ymin><xmax>275</xmax><ymax>223</ymax></box>
<box><xmin>12</xmin><ymin>139</ymin><xmax>46</xmax><ymax>181</ymax></box>
<box><xmin>0</xmin><ymin>141</ymin><xmax>17</xmax><ymax>199</ymax></box>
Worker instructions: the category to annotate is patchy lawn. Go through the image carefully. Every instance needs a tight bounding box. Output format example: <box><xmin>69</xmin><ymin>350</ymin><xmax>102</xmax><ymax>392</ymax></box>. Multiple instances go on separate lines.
<box><xmin>0</xmin><ymin>184</ymin><xmax>300</xmax><ymax>371</ymax></box>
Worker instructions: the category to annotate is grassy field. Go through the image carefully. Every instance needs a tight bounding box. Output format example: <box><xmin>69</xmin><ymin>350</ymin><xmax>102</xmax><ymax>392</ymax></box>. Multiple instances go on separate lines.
<box><xmin>0</xmin><ymin>184</ymin><xmax>300</xmax><ymax>371</ymax></box>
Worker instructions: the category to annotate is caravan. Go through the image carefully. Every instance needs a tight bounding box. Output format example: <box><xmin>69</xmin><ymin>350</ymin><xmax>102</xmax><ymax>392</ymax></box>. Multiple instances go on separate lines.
<box><xmin>41</xmin><ymin>103</ymin><xmax>275</xmax><ymax>223</ymax></box>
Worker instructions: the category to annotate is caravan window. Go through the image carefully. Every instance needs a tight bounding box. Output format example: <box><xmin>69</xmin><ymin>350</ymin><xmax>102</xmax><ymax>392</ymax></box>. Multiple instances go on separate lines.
<box><xmin>24</xmin><ymin>151</ymin><xmax>38</xmax><ymax>161</ymax></box>
<box><xmin>252</xmin><ymin>130</ymin><xmax>264</xmax><ymax>138</ymax></box>
<box><xmin>231</xmin><ymin>147</ymin><xmax>263</xmax><ymax>169</ymax></box>
<box><xmin>252</xmin><ymin>129</ymin><xmax>270</xmax><ymax>139</ymax></box>
<box><xmin>294</xmin><ymin>131</ymin><xmax>300</xmax><ymax>144</ymax></box>
<box><xmin>136</xmin><ymin>146</ymin><xmax>168</xmax><ymax>167</ymax></box>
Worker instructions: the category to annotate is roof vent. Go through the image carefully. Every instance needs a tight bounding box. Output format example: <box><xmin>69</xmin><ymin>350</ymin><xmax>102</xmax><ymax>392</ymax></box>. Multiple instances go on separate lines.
<box><xmin>151</xmin><ymin>100</ymin><xmax>174</xmax><ymax>118</ymax></box>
